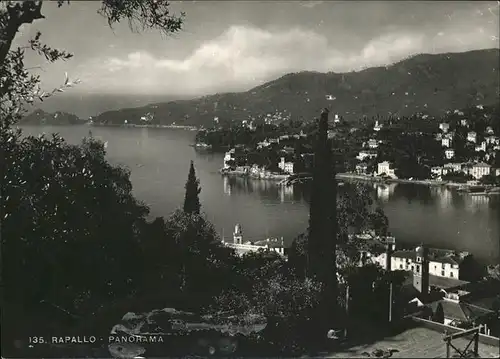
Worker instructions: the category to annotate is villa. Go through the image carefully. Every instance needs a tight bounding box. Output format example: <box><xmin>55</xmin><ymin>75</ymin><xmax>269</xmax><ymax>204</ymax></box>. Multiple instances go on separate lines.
<box><xmin>445</xmin><ymin>148</ymin><xmax>455</xmax><ymax>160</ymax></box>
<box><xmin>377</xmin><ymin>161</ymin><xmax>397</xmax><ymax>178</ymax></box>
<box><xmin>469</xmin><ymin>162</ymin><xmax>491</xmax><ymax>180</ymax></box>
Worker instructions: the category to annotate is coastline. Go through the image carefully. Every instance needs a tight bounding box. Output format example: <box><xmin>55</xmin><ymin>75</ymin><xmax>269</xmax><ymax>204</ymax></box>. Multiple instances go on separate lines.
<box><xmin>220</xmin><ymin>170</ymin><xmax>500</xmax><ymax>192</ymax></box>
<box><xmin>90</xmin><ymin>123</ymin><xmax>198</xmax><ymax>131</ymax></box>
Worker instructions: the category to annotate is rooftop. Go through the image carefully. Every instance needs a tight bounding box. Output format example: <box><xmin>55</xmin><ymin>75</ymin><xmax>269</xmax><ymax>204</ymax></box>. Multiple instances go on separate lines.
<box><xmin>429</xmin><ymin>299</ymin><xmax>493</xmax><ymax>322</ymax></box>
<box><xmin>323</xmin><ymin>323</ymin><xmax>499</xmax><ymax>358</ymax></box>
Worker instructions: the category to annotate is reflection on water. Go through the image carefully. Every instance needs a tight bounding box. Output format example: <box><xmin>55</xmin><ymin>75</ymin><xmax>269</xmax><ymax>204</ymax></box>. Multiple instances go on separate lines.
<box><xmin>374</xmin><ymin>183</ymin><xmax>397</xmax><ymax>202</ymax></box>
<box><xmin>222</xmin><ymin>176</ymin><xmax>303</xmax><ymax>204</ymax></box>
<box><xmin>466</xmin><ymin>194</ymin><xmax>490</xmax><ymax>213</ymax></box>
<box><xmin>392</xmin><ymin>183</ymin><xmax>434</xmax><ymax>205</ymax></box>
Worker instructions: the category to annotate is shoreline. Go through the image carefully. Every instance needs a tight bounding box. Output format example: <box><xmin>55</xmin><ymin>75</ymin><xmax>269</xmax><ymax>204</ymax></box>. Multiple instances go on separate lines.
<box><xmin>221</xmin><ymin>170</ymin><xmax>499</xmax><ymax>191</ymax></box>
<box><xmin>90</xmin><ymin>123</ymin><xmax>198</xmax><ymax>131</ymax></box>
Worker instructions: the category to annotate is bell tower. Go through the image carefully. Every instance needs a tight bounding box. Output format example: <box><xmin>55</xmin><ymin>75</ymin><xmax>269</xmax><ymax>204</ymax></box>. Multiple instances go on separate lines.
<box><xmin>233</xmin><ymin>224</ymin><xmax>243</xmax><ymax>244</ymax></box>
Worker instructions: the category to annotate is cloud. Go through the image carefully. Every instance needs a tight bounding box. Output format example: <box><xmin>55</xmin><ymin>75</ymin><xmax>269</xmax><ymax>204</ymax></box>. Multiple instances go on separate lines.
<box><xmin>77</xmin><ymin>24</ymin><xmax>498</xmax><ymax>95</ymax></box>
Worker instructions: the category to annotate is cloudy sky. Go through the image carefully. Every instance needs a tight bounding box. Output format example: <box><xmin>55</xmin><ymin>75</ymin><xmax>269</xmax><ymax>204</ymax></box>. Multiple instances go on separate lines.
<box><xmin>14</xmin><ymin>0</ymin><xmax>500</xmax><ymax>97</ymax></box>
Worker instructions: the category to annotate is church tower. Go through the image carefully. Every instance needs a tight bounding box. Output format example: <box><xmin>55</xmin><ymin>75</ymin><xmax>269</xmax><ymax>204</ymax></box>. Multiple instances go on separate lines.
<box><xmin>413</xmin><ymin>245</ymin><xmax>430</xmax><ymax>297</ymax></box>
<box><xmin>233</xmin><ymin>224</ymin><xmax>243</xmax><ymax>244</ymax></box>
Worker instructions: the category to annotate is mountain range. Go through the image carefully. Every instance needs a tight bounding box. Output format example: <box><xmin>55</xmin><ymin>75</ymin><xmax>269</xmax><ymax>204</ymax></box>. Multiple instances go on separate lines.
<box><xmin>22</xmin><ymin>48</ymin><xmax>500</xmax><ymax>126</ymax></box>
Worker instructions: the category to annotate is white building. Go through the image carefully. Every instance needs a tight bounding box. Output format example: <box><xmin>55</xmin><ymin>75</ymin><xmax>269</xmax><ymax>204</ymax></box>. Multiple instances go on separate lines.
<box><xmin>467</xmin><ymin>131</ymin><xmax>477</xmax><ymax>143</ymax></box>
<box><xmin>367</xmin><ymin>139</ymin><xmax>379</xmax><ymax>149</ymax></box>
<box><xmin>356</xmin><ymin>150</ymin><xmax>378</xmax><ymax>161</ymax></box>
<box><xmin>469</xmin><ymin>162</ymin><xmax>491</xmax><ymax>179</ymax></box>
<box><xmin>278</xmin><ymin>157</ymin><xmax>294</xmax><ymax>174</ymax></box>
<box><xmin>485</xmin><ymin>135</ymin><xmax>499</xmax><ymax>146</ymax></box>
<box><xmin>445</xmin><ymin>149</ymin><xmax>455</xmax><ymax>160</ymax></box>
<box><xmin>377</xmin><ymin>161</ymin><xmax>397</xmax><ymax>178</ymax></box>
<box><xmin>443</xmin><ymin>162</ymin><xmax>464</xmax><ymax>174</ymax></box>
<box><xmin>486</xmin><ymin>126</ymin><xmax>494</xmax><ymax>135</ymax></box>
<box><xmin>257</xmin><ymin>140</ymin><xmax>271</xmax><ymax>149</ymax></box>
<box><xmin>460</xmin><ymin>119</ymin><xmax>468</xmax><ymax>127</ymax></box>
<box><xmin>223</xmin><ymin>148</ymin><xmax>236</xmax><ymax>169</ymax></box>
<box><xmin>373</xmin><ymin>120</ymin><xmax>383</xmax><ymax>132</ymax></box>
<box><xmin>475</xmin><ymin>141</ymin><xmax>486</xmax><ymax>152</ymax></box>
<box><xmin>496</xmin><ymin>168</ymin><xmax>500</xmax><ymax>177</ymax></box>
<box><xmin>355</xmin><ymin>163</ymin><xmax>368</xmax><ymax>174</ymax></box>
<box><xmin>431</xmin><ymin>166</ymin><xmax>444</xmax><ymax>178</ymax></box>
<box><xmin>441</xmin><ymin>138</ymin><xmax>452</xmax><ymax>148</ymax></box>
<box><xmin>221</xmin><ymin>224</ymin><xmax>286</xmax><ymax>257</ymax></box>
<box><xmin>439</xmin><ymin>123</ymin><xmax>450</xmax><ymax>133</ymax></box>
<box><xmin>389</xmin><ymin>249</ymin><xmax>467</xmax><ymax>280</ymax></box>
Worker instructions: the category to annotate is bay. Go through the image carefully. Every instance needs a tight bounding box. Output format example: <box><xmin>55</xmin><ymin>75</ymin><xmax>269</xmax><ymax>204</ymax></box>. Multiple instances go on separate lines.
<box><xmin>19</xmin><ymin>125</ymin><xmax>500</xmax><ymax>265</ymax></box>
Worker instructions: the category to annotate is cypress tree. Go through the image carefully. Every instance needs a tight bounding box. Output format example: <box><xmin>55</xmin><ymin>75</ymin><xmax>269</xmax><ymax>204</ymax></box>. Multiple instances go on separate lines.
<box><xmin>183</xmin><ymin>160</ymin><xmax>201</xmax><ymax>215</ymax></box>
<box><xmin>307</xmin><ymin>108</ymin><xmax>338</xmax><ymax>336</ymax></box>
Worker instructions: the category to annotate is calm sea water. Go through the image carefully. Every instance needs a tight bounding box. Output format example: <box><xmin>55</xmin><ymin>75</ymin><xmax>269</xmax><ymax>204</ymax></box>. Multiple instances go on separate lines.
<box><xmin>19</xmin><ymin>125</ymin><xmax>500</xmax><ymax>265</ymax></box>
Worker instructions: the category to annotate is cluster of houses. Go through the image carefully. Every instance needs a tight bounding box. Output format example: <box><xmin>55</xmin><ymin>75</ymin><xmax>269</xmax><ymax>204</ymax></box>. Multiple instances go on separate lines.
<box><xmin>354</xmin><ymin>112</ymin><xmax>500</xmax><ymax>182</ymax></box>
<box><xmin>361</xmin><ymin>237</ymin><xmax>500</xmax><ymax>338</ymax></box>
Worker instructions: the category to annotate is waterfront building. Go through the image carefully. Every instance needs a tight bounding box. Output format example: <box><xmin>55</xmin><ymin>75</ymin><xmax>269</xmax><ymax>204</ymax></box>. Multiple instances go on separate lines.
<box><xmin>278</xmin><ymin>157</ymin><xmax>294</xmax><ymax>174</ymax></box>
<box><xmin>355</xmin><ymin>162</ymin><xmax>368</xmax><ymax>175</ymax></box>
<box><xmin>469</xmin><ymin>162</ymin><xmax>491</xmax><ymax>180</ymax></box>
<box><xmin>377</xmin><ymin>161</ymin><xmax>397</xmax><ymax>178</ymax></box>
<box><xmin>223</xmin><ymin>149</ymin><xmax>236</xmax><ymax>169</ymax></box>
<box><xmin>443</xmin><ymin>162</ymin><xmax>464</xmax><ymax>173</ymax></box>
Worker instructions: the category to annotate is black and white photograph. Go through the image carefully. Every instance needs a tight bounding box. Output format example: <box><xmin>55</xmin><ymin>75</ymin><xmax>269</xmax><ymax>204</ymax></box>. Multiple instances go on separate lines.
<box><xmin>1</xmin><ymin>0</ymin><xmax>500</xmax><ymax>358</ymax></box>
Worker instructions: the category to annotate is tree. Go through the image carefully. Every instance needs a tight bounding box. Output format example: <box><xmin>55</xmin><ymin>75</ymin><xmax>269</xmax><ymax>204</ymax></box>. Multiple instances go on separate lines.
<box><xmin>0</xmin><ymin>0</ymin><xmax>184</xmax><ymax>129</ymax></box>
<box><xmin>433</xmin><ymin>302</ymin><xmax>445</xmax><ymax>324</ymax></box>
<box><xmin>307</xmin><ymin>108</ymin><xmax>338</xmax><ymax>339</ymax></box>
<box><xmin>164</xmin><ymin>210</ymin><xmax>237</xmax><ymax>305</ymax></box>
<box><xmin>214</xmin><ymin>274</ymin><xmax>323</xmax><ymax>354</ymax></box>
<box><xmin>1</xmin><ymin>131</ymin><xmax>154</xmax><ymax>341</ymax></box>
<box><xmin>290</xmin><ymin>181</ymin><xmax>390</xmax><ymax>281</ymax></box>
<box><xmin>183</xmin><ymin>160</ymin><xmax>201</xmax><ymax>215</ymax></box>
<box><xmin>1</xmin><ymin>1</ymin><xmax>185</xmax><ymax>353</ymax></box>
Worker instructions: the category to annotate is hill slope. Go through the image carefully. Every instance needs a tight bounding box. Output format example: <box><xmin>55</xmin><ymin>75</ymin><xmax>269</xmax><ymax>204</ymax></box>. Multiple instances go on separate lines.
<box><xmin>20</xmin><ymin>109</ymin><xmax>85</xmax><ymax>126</ymax></box>
<box><xmin>94</xmin><ymin>49</ymin><xmax>500</xmax><ymax>126</ymax></box>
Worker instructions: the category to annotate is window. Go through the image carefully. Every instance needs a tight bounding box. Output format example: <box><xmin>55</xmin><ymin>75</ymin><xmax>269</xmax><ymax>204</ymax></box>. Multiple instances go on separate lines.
<box><xmin>399</xmin><ymin>264</ymin><xmax>403</xmax><ymax>269</ymax></box>
<box><xmin>411</xmin><ymin>266</ymin><xmax>415</xmax><ymax>272</ymax></box>
<box><xmin>416</xmin><ymin>265</ymin><xmax>420</xmax><ymax>273</ymax></box>
<box><xmin>450</xmin><ymin>272</ymin><xmax>454</xmax><ymax>278</ymax></box>
<box><xmin>417</xmin><ymin>257</ymin><xmax>421</xmax><ymax>263</ymax></box>
<box><xmin>441</xmin><ymin>270</ymin><xmax>445</xmax><ymax>276</ymax></box>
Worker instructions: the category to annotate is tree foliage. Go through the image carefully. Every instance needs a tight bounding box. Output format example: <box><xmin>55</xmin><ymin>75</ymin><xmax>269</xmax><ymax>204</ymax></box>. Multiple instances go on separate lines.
<box><xmin>1</xmin><ymin>131</ymin><xmax>150</xmax><ymax>332</ymax></box>
<box><xmin>183</xmin><ymin>160</ymin><xmax>201</xmax><ymax>215</ymax></box>
<box><xmin>214</xmin><ymin>273</ymin><xmax>322</xmax><ymax>354</ymax></box>
<box><xmin>0</xmin><ymin>0</ymin><xmax>184</xmax><ymax>128</ymax></box>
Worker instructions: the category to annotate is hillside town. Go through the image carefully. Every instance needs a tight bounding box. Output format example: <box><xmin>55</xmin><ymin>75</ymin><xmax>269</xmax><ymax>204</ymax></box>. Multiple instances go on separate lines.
<box><xmin>196</xmin><ymin>104</ymin><xmax>500</xmax><ymax>192</ymax></box>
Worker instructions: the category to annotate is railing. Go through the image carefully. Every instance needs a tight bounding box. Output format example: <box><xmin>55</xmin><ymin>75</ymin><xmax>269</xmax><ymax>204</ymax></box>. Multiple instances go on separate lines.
<box><xmin>410</xmin><ymin>316</ymin><xmax>500</xmax><ymax>348</ymax></box>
